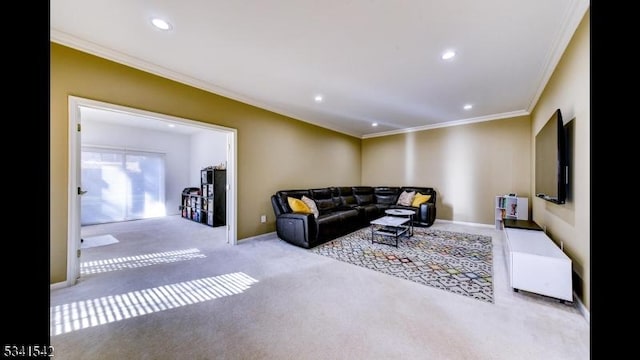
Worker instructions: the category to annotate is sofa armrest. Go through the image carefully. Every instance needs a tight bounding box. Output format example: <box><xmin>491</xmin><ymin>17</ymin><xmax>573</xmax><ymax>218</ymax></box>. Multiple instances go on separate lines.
<box><xmin>275</xmin><ymin>213</ymin><xmax>317</xmax><ymax>248</ymax></box>
<box><xmin>418</xmin><ymin>202</ymin><xmax>436</xmax><ymax>226</ymax></box>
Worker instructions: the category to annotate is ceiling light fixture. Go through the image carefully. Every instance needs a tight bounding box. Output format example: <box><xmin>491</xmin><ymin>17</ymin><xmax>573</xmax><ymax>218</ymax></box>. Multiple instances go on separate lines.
<box><xmin>151</xmin><ymin>18</ymin><xmax>172</xmax><ymax>31</ymax></box>
<box><xmin>463</xmin><ymin>104</ymin><xmax>473</xmax><ymax>110</ymax></box>
<box><xmin>314</xmin><ymin>95</ymin><xmax>323</xmax><ymax>103</ymax></box>
<box><xmin>372</xmin><ymin>122</ymin><xmax>378</xmax><ymax>127</ymax></box>
<box><xmin>168</xmin><ymin>124</ymin><xmax>176</xmax><ymax>128</ymax></box>
<box><xmin>442</xmin><ymin>50</ymin><xmax>456</xmax><ymax>60</ymax></box>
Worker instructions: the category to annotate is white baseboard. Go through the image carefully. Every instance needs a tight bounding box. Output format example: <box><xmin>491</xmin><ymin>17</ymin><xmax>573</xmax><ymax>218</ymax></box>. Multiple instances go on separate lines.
<box><xmin>435</xmin><ymin>219</ymin><xmax>495</xmax><ymax>228</ymax></box>
<box><xmin>238</xmin><ymin>231</ymin><xmax>276</xmax><ymax>243</ymax></box>
<box><xmin>50</xmin><ymin>281</ymin><xmax>69</xmax><ymax>291</ymax></box>
<box><xmin>574</xmin><ymin>291</ymin><xmax>590</xmax><ymax>323</ymax></box>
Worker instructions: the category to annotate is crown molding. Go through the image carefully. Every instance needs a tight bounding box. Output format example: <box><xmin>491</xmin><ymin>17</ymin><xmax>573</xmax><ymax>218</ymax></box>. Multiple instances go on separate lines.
<box><xmin>51</xmin><ymin>0</ymin><xmax>588</xmax><ymax>142</ymax></box>
<box><xmin>526</xmin><ymin>0</ymin><xmax>590</xmax><ymax>112</ymax></box>
<box><xmin>50</xmin><ymin>30</ymin><xmax>362</xmax><ymax>139</ymax></box>
<box><xmin>361</xmin><ymin>110</ymin><xmax>530</xmax><ymax>139</ymax></box>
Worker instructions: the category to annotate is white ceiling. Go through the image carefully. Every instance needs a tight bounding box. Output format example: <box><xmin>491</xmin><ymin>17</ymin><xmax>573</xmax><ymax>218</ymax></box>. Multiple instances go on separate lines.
<box><xmin>51</xmin><ymin>0</ymin><xmax>589</xmax><ymax>138</ymax></box>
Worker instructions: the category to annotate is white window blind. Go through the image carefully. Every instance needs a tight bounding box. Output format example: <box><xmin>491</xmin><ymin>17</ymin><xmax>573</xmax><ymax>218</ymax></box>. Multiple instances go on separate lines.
<box><xmin>81</xmin><ymin>146</ymin><xmax>166</xmax><ymax>225</ymax></box>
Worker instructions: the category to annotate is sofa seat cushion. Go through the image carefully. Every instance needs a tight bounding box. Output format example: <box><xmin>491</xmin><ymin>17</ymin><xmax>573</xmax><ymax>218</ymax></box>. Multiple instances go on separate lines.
<box><xmin>317</xmin><ymin>212</ymin><xmax>343</xmax><ymax>226</ymax></box>
<box><xmin>316</xmin><ymin>208</ymin><xmax>358</xmax><ymax>237</ymax></box>
<box><xmin>357</xmin><ymin>204</ymin><xmax>380</xmax><ymax>220</ymax></box>
<box><xmin>374</xmin><ymin>203</ymin><xmax>392</xmax><ymax>211</ymax></box>
<box><xmin>337</xmin><ymin>208</ymin><xmax>360</xmax><ymax>222</ymax></box>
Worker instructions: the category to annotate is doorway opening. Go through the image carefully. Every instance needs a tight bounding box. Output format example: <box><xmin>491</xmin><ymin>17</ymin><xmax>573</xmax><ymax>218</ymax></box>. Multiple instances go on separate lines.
<box><xmin>67</xmin><ymin>96</ymin><xmax>238</xmax><ymax>286</ymax></box>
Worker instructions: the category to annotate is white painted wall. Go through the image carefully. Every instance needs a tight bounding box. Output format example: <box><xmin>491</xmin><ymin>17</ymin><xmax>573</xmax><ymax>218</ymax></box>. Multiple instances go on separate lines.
<box><xmin>81</xmin><ymin>120</ymin><xmax>191</xmax><ymax>216</ymax></box>
<box><xmin>189</xmin><ymin>131</ymin><xmax>227</xmax><ymax>186</ymax></box>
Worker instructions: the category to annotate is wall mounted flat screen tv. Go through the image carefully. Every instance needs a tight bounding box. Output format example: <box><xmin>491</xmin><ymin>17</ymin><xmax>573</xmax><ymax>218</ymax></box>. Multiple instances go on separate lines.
<box><xmin>535</xmin><ymin>108</ymin><xmax>568</xmax><ymax>204</ymax></box>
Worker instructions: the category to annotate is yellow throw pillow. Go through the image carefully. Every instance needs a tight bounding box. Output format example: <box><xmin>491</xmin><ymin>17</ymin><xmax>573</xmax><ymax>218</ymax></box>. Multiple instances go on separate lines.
<box><xmin>301</xmin><ymin>195</ymin><xmax>320</xmax><ymax>218</ymax></box>
<box><xmin>288</xmin><ymin>196</ymin><xmax>312</xmax><ymax>213</ymax></box>
<box><xmin>411</xmin><ymin>193</ymin><xmax>432</xmax><ymax>207</ymax></box>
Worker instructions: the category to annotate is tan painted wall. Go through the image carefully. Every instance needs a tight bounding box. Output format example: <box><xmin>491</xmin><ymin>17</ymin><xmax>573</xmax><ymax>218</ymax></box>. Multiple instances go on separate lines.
<box><xmin>51</xmin><ymin>43</ymin><xmax>361</xmax><ymax>283</ymax></box>
<box><xmin>531</xmin><ymin>10</ymin><xmax>590</xmax><ymax>309</ymax></box>
<box><xmin>362</xmin><ymin>116</ymin><xmax>531</xmax><ymax>224</ymax></box>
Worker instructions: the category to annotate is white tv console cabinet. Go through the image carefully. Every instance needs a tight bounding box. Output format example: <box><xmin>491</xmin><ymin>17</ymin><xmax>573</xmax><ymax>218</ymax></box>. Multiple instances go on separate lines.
<box><xmin>503</xmin><ymin>221</ymin><xmax>573</xmax><ymax>302</ymax></box>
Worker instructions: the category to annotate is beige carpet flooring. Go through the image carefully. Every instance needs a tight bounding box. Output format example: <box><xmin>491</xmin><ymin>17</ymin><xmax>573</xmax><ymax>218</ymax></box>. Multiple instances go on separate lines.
<box><xmin>50</xmin><ymin>215</ymin><xmax>590</xmax><ymax>359</ymax></box>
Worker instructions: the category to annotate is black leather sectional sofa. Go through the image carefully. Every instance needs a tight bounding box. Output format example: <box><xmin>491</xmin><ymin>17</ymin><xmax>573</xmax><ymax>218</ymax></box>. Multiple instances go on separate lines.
<box><xmin>270</xmin><ymin>186</ymin><xmax>436</xmax><ymax>249</ymax></box>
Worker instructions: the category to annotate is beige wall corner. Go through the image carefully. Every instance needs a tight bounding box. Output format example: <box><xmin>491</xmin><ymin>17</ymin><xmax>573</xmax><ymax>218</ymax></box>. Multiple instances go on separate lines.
<box><xmin>362</xmin><ymin>115</ymin><xmax>531</xmax><ymax>225</ymax></box>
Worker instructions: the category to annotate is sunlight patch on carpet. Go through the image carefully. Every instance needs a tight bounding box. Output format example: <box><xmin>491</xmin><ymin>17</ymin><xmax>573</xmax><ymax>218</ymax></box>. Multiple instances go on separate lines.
<box><xmin>50</xmin><ymin>272</ymin><xmax>259</xmax><ymax>336</ymax></box>
<box><xmin>80</xmin><ymin>248</ymin><xmax>207</xmax><ymax>275</ymax></box>
<box><xmin>310</xmin><ymin>227</ymin><xmax>494</xmax><ymax>303</ymax></box>
<box><xmin>81</xmin><ymin>234</ymin><xmax>119</xmax><ymax>249</ymax></box>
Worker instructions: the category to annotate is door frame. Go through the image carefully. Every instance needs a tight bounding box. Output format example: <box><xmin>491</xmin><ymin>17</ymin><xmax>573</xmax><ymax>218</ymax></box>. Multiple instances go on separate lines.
<box><xmin>67</xmin><ymin>96</ymin><xmax>238</xmax><ymax>286</ymax></box>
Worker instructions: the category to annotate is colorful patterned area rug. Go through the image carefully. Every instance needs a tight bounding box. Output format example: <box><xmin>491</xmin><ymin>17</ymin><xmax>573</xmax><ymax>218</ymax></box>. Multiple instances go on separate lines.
<box><xmin>310</xmin><ymin>227</ymin><xmax>494</xmax><ymax>303</ymax></box>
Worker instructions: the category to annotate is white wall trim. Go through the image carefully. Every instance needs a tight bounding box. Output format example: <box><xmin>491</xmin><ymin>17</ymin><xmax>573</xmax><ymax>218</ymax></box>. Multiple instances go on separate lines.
<box><xmin>574</xmin><ymin>291</ymin><xmax>590</xmax><ymax>323</ymax></box>
<box><xmin>526</xmin><ymin>0</ymin><xmax>590</xmax><ymax>112</ymax></box>
<box><xmin>50</xmin><ymin>28</ymin><xmax>535</xmax><ymax>141</ymax></box>
<box><xmin>52</xmin><ymin>2</ymin><xmax>589</xmax><ymax>141</ymax></box>
<box><xmin>226</xmin><ymin>131</ymin><xmax>238</xmax><ymax>246</ymax></box>
<box><xmin>434</xmin><ymin>219</ymin><xmax>495</xmax><ymax>228</ymax></box>
<box><xmin>66</xmin><ymin>96</ymin><xmax>239</xmax><ymax>285</ymax></box>
<box><xmin>82</xmin><ymin>143</ymin><xmax>168</xmax><ymax>156</ymax></box>
<box><xmin>50</xmin><ymin>30</ymin><xmax>361</xmax><ymax>139</ymax></box>
<box><xmin>50</xmin><ymin>281</ymin><xmax>68</xmax><ymax>291</ymax></box>
<box><xmin>362</xmin><ymin>110</ymin><xmax>530</xmax><ymax>139</ymax></box>
<box><xmin>67</xmin><ymin>99</ymin><xmax>81</xmax><ymax>287</ymax></box>
<box><xmin>238</xmin><ymin>231</ymin><xmax>277</xmax><ymax>243</ymax></box>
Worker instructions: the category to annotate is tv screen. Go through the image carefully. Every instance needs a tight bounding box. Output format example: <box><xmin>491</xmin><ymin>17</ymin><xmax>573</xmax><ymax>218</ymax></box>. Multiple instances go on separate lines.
<box><xmin>535</xmin><ymin>109</ymin><xmax>568</xmax><ymax>204</ymax></box>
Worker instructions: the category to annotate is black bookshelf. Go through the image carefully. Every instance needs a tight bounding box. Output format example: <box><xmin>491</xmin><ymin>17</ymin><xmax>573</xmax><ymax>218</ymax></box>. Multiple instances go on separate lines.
<box><xmin>179</xmin><ymin>168</ymin><xmax>226</xmax><ymax>227</ymax></box>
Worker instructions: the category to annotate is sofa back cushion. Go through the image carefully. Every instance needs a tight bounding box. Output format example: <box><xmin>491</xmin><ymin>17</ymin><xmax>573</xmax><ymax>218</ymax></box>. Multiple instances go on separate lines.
<box><xmin>352</xmin><ymin>186</ymin><xmax>374</xmax><ymax>205</ymax></box>
<box><xmin>329</xmin><ymin>187</ymin><xmax>342</xmax><ymax>207</ymax></box>
<box><xmin>337</xmin><ymin>186</ymin><xmax>357</xmax><ymax>206</ymax></box>
<box><xmin>374</xmin><ymin>187</ymin><xmax>400</xmax><ymax>205</ymax></box>
<box><xmin>310</xmin><ymin>188</ymin><xmax>338</xmax><ymax>214</ymax></box>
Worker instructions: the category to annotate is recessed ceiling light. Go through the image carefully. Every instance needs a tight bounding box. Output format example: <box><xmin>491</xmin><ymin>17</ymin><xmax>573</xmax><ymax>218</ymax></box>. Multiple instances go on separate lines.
<box><xmin>151</xmin><ymin>18</ymin><xmax>172</xmax><ymax>31</ymax></box>
<box><xmin>314</xmin><ymin>95</ymin><xmax>323</xmax><ymax>103</ymax></box>
<box><xmin>463</xmin><ymin>104</ymin><xmax>473</xmax><ymax>110</ymax></box>
<box><xmin>372</xmin><ymin>122</ymin><xmax>378</xmax><ymax>127</ymax></box>
<box><xmin>442</xmin><ymin>50</ymin><xmax>456</xmax><ymax>60</ymax></box>
<box><xmin>167</xmin><ymin>124</ymin><xmax>176</xmax><ymax>128</ymax></box>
